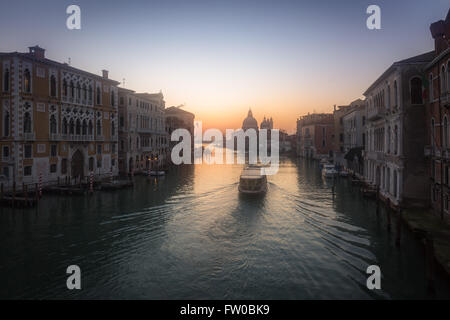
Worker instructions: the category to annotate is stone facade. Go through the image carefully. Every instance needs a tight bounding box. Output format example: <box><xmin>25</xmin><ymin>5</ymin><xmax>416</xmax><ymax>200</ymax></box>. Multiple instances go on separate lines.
<box><xmin>364</xmin><ymin>51</ymin><xmax>435</xmax><ymax>208</ymax></box>
<box><xmin>117</xmin><ymin>89</ymin><xmax>168</xmax><ymax>174</ymax></box>
<box><xmin>296</xmin><ymin>113</ymin><xmax>334</xmax><ymax>159</ymax></box>
<box><xmin>0</xmin><ymin>46</ymin><xmax>120</xmax><ymax>189</ymax></box>
<box><xmin>425</xmin><ymin>9</ymin><xmax>450</xmax><ymax>221</ymax></box>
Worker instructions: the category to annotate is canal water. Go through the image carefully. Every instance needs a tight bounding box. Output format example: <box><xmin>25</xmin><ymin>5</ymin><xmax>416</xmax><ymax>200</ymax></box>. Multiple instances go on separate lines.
<box><xmin>1</xmin><ymin>157</ymin><xmax>450</xmax><ymax>299</ymax></box>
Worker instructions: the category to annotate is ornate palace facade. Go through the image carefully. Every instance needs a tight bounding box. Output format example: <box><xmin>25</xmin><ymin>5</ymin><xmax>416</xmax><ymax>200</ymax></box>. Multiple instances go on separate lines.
<box><xmin>0</xmin><ymin>46</ymin><xmax>120</xmax><ymax>188</ymax></box>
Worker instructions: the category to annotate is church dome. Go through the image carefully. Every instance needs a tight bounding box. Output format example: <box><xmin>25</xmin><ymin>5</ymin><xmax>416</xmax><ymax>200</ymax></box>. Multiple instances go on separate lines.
<box><xmin>242</xmin><ymin>109</ymin><xmax>258</xmax><ymax>130</ymax></box>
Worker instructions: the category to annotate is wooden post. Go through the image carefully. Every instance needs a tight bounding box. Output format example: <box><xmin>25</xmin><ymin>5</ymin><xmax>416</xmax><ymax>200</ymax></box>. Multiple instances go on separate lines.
<box><xmin>89</xmin><ymin>171</ymin><xmax>93</xmax><ymax>194</ymax></box>
<box><xmin>35</xmin><ymin>183</ymin><xmax>39</xmax><ymax>202</ymax></box>
<box><xmin>0</xmin><ymin>183</ymin><xmax>3</xmax><ymax>201</ymax></box>
<box><xmin>57</xmin><ymin>176</ymin><xmax>60</xmax><ymax>186</ymax></box>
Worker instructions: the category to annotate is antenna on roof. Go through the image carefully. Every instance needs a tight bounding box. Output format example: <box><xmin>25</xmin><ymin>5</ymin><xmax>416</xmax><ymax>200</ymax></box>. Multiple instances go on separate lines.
<box><xmin>68</xmin><ymin>57</ymin><xmax>71</xmax><ymax>66</ymax></box>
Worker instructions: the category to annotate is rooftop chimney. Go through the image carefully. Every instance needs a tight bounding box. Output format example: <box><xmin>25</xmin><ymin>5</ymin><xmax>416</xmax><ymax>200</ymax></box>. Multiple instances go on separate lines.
<box><xmin>102</xmin><ymin>70</ymin><xmax>109</xmax><ymax>79</ymax></box>
<box><xmin>28</xmin><ymin>46</ymin><xmax>45</xmax><ymax>59</ymax></box>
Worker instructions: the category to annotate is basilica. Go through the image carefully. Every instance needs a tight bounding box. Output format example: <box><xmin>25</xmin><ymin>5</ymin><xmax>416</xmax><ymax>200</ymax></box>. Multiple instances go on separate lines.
<box><xmin>241</xmin><ymin>108</ymin><xmax>273</xmax><ymax>131</ymax></box>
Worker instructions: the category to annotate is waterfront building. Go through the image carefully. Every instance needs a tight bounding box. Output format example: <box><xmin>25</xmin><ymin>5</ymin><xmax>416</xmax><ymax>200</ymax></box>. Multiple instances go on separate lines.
<box><xmin>117</xmin><ymin>89</ymin><xmax>168</xmax><ymax>174</ymax></box>
<box><xmin>332</xmin><ymin>99</ymin><xmax>365</xmax><ymax>167</ymax></box>
<box><xmin>165</xmin><ymin>106</ymin><xmax>195</xmax><ymax>163</ymax></box>
<box><xmin>425</xmin><ymin>9</ymin><xmax>450</xmax><ymax>221</ymax></box>
<box><xmin>342</xmin><ymin>102</ymin><xmax>365</xmax><ymax>177</ymax></box>
<box><xmin>279</xmin><ymin>130</ymin><xmax>292</xmax><ymax>153</ymax></box>
<box><xmin>364</xmin><ymin>51</ymin><xmax>435</xmax><ymax>208</ymax></box>
<box><xmin>296</xmin><ymin>113</ymin><xmax>334</xmax><ymax>159</ymax></box>
<box><xmin>0</xmin><ymin>46</ymin><xmax>120</xmax><ymax>188</ymax></box>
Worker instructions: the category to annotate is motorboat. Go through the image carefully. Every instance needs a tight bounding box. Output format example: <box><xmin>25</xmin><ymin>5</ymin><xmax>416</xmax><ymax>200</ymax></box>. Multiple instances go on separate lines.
<box><xmin>150</xmin><ymin>170</ymin><xmax>165</xmax><ymax>176</ymax></box>
<box><xmin>322</xmin><ymin>164</ymin><xmax>338</xmax><ymax>178</ymax></box>
<box><xmin>238</xmin><ymin>166</ymin><xmax>267</xmax><ymax>194</ymax></box>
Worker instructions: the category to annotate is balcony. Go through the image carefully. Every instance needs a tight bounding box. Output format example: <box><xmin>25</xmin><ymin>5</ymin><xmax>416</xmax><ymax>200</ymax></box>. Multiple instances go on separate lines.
<box><xmin>96</xmin><ymin>135</ymin><xmax>105</xmax><ymax>141</ymax></box>
<box><xmin>367</xmin><ymin>105</ymin><xmax>385</xmax><ymax>121</ymax></box>
<box><xmin>59</xmin><ymin>134</ymin><xmax>94</xmax><ymax>142</ymax></box>
<box><xmin>50</xmin><ymin>133</ymin><xmax>62</xmax><ymax>141</ymax></box>
<box><xmin>23</xmin><ymin>133</ymin><xmax>35</xmax><ymax>141</ymax></box>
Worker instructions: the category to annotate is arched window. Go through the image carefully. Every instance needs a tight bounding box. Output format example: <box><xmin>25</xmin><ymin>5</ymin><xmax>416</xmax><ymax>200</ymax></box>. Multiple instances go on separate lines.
<box><xmin>111</xmin><ymin>90</ymin><xmax>115</xmax><ymax>106</ymax></box>
<box><xmin>50</xmin><ymin>75</ymin><xmax>57</xmax><ymax>97</ymax></box>
<box><xmin>387</xmin><ymin>84</ymin><xmax>390</xmax><ymax>109</ymax></box>
<box><xmin>76</xmin><ymin>119</ymin><xmax>81</xmax><ymax>135</ymax></box>
<box><xmin>23</xmin><ymin>112</ymin><xmax>32</xmax><ymax>133</ymax></box>
<box><xmin>4</xmin><ymin>68</ymin><xmax>10</xmax><ymax>92</ymax></box>
<box><xmin>431</xmin><ymin>118</ymin><xmax>435</xmax><ymax>147</ymax></box>
<box><xmin>393</xmin><ymin>170</ymin><xmax>398</xmax><ymax>198</ymax></box>
<box><xmin>393</xmin><ymin>81</ymin><xmax>398</xmax><ymax>107</ymax></box>
<box><xmin>61</xmin><ymin>159</ymin><xmax>67</xmax><ymax>174</ymax></box>
<box><xmin>394</xmin><ymin>125</ymin><xmax>398</xmax><ymax>155</ymax></box>
<box><xmin>89</xmin><ymin>157</ymin><xmax>94</xmax><ymax>171</ymax></box>
<box><xmin>63</xmin><ymin>79</ymin><xmax>68</xmax><ymax>96</ymax></box>
<box><xmin>69</xmin><ymin>119</ymin><xmax>75</xmax><ymax>134</ymax></box>
<box><xmin>24</xmin><ymin>69</ymin><xmax>31</xmax><ymax>93</ymax></box>
<box><xmin>77</xmin><ymin>82</ymin><xmax>81</xmax><ymax>99</ymax></box>
<box><xmin>83</xmin><ymin>84</ymin><xmax>87</xmax><ymax>100</ymax></box>
<box><xmin>387</xmin><ymin>126</ymin><xmax>391</xmax><ymax>154</ymax></box>
<box><xmin>70</xmin><ymin>81</ymin><xmax>75</xmax><ymax>98</ymax></box>
<box><xmin>441</xmin><ymin>65</ymin><xmax>446</xmax><ymax>94</ymax></box>
<box><xmin>89</xmin><ymin>85</ymin><xmax>93</xmax><ymax>102</ymax></box>
<box><xmin>429</xmin><ymin>73</ymin><xmax>434</xmax><ymax>102</ymax></box>
<box><xmin>445</xmin><ymin>116</ymin><xmax>449</xmax><ymax>148</ymax></box>
<box><xmin>447</xmin><ymin>61</ymin><xmax>450</xmax><ymax>93</ymax></box>
<box><xmin>96</xmin><ymin>87</ymin><xmax>101</xmax><ymax>105</ymax></box>
<box><xmin>88</xmin><ymin>120</ymin><xmax>93</xmax><ymax>135</ymax></box>
<box><xmin>97</xmin><ymin>119</ymin><xmax>102</xmax><ymax>135</ymax></box>
<box><xmin>3</xmin><ymin>111</ymin><xmax>10</xmax><ymax>136</ymax></box>
<box><xmin>62</xmin><ymin>118</ymin><xmax>68</xmax><ymax>134</ymax></box>
<box><xmin>410</xmin><ymin>77</ymin><xmax>423</xmax><ymax>104</ymax></box>
<box><xmin>82</xmin><ymin>120</ymin><xmax>87</xmax><ymax>135</ymax></box>
<box><xmin>50</xmin><ymin>115</ymin><xmax>57</xmax><ymax>134</ymax></box>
